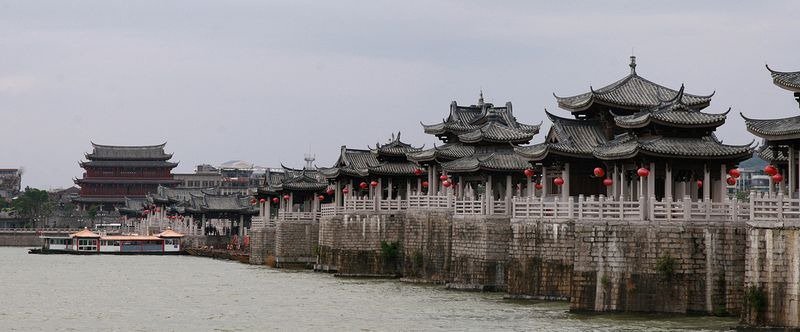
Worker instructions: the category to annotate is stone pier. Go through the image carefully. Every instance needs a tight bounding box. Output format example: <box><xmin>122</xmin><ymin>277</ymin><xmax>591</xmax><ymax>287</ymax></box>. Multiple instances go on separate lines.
<box><xmin>317</xmin><ymin>212</ymin><xmax>405</xmax><ymax>276</ymax></box>
<box><xmin>744</xmin><ymin>222</ymin><xmax>800</xmax><ymax>327</ymax></box>
<box><xmin>274</xmin><ymin>219</ymin><xmax>319</xmax><ymax>268</ymax></box>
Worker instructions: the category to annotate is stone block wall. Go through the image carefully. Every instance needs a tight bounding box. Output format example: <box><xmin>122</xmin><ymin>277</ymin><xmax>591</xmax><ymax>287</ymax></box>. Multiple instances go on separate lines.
<box><xmin>743</xmin><ymin>224</ymin><xmax>800</xmax><ymax>327</ymax></box>
<box><xmin>570</xmin><ymin>220</ymin><xmax>745</xmax><ymax>315</ymax></box>
<box><xmin>182</xmin><ymin>235</ymin><xmax>233</xmax><ymax>249</ymax></box>
<box><xmin>507</xmin><ymin>218</ymin><xmax>574</xmax><ymax>300</ymax></box>
<box><xmin>317</xmin><ymin>212</ymin><xmax>404</xmax><ymax>275</ymax></box>
<box><xmin>275</xmin><ymin>219</ymin><xmax>319</xmax><ymax>268</ymax></box>
<box><xmin>0</xmin><ymin>232</ymin><xmax>43</xmax><ymax>247</ymax></box>
<box><xmin>447</xmin><ymin>215</ymin><xmax>511</xmax><ymax>291</ymax></box>
<box><xmin>402</xmin><ymin>210</ymin><xmax>452</xmax><ymax>283</ymax></box>
<box><xmin>249</xmin><ymin>225</ymin><xmax>276</xmax><ymax>265</ymax></box>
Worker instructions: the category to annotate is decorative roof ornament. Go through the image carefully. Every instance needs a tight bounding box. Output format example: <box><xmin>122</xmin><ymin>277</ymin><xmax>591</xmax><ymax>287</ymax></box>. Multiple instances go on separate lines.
<box><xmin>478</xmin><ymin>89</ymin><xmax>485</xmax><ymax>106</ymax></box>
<box><xmin>629</xmin><ymin>55</ymin><xmax>637</xmax><ymax>75</ymax></box>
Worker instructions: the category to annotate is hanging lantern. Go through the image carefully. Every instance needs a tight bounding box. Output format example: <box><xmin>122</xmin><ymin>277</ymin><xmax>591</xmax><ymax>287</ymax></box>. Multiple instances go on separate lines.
<box><xmin>726</xmin><ymin>177</ymin><xmax>736</xmax><ymax>186</ymax></box>
<box><xmin>272</xmin><ymin>197</ymin><xmax>279</xmax><ymax>203</ymax></box>
<box><xmin>439</xmin><ymin>174</ymin><xmax>448</xmax><ymax>181</ymax></box>
<box><xmin>422</xmin><ymin>181</ymin><xmax>429</xmax><ymax>188</ymax></box>
<box><xmin>250</xmin><ymin>199</ymin><xmax>257</xmax><ymax>204</ymax></box>
<box><xmin>697</xmin><ymin>180</ymin><xmax>703</xmax><ymax>188</ymax></box>
<box><xmin>602</xmin><ymin>178</ymin><xmax>613</xmax><ymax>187</ymax></box>
<box><xmin>637</xmin><ymin>168</ymin><xmax>650</xmax><ymax>177</ymax></box>
<box><xmin>728</xmin><ymin>168</ymin><xmax>741</xmax><ymax>179</ymax></box>
<box><xmin>283</xmin><ymin>194</ymin><xmax>290</xmax><ymax>200</ymax></box>
<box><xmin>553</xmin><ymin>177</ymin><xmax>564</xmax><ymax>186</ymax></box>
<box><xmin>370</xmin><ymin>180</ymin><xmax>379</xmax><ymax>187</ymax></box>
<box><xmin>414</xmin><ymin>168</ymin><xmax>424</xmax><ymax>176</ymax></box>
<box><xmin>523</xmin><ymin>168</ymin><xmax>534</xmax><ymax>177</ymax></box>
<box><xmin>765</xmin><ymin>165</ymin><xmax>778</xmax><ymax>176</ymax></box>
<box><xmin>259</xmin><ymin>198</ymin><xmax>266</xmax><ymax>203</ymax></box>
<box><xmin>359</xmin><ymin>182</ymin><xmax>368</xmax><ymax>189</ymax></box>
<box><xmin>342</xmin><ymin>188</ymin><xmax>350</xmax><ymax>194</ymax></box>
<box><xmin>772</xmin><ymin>173</ymin><xmax>784</xmax><ymax>183</ymax></box>
<box><xmin>535</xmin><ymin>183</ymin><xmax>543</xmax><ymax>190</ymax></box>
<box><xmin>593</xmin><ymin>167</ymin><xmax>605</xmax><ymax>178</ymax></box>
<box><xmin>318</xmin><ymin>195</ymin><xmax>325</xmax><ymax>201</ymax></box>
<box><xmin>143</xmin><ymin>210</ymin><xmax>150</xmax><ymax>214</ymax></box>
<box><xmin>442</xmin><ymin>180</ymin><xmax>452</xmax><ymax>187</ymax></box>
<box><xmin>326</xmin><ymin>188</ymin><xmax>335</xmax><ymax>195</ymax></box>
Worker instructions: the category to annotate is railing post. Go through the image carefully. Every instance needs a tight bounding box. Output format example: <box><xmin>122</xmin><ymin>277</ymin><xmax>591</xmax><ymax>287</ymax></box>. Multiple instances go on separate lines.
<box><xmin>638</xmin><ymin>196</ymin><xmax>646</xmax><ymax>221</ymax></box>
<box><xmin>666</xmin><ymin>197</ymin><xmax>672</xmax><ymax>222</ymax></box>
<box><xmin>778</xmin><ymin>192</ymin><xmax>785</xmax><ymax>223</ymax></box>
<box><xmin>597</xmin><ymin>195</ymin><xmax>606</xmax><ymax>220</ymax></box>
<box><xmin>554</xmin><ymin>197</ymin><xmax>560</xmax><ymax>220</ymax></box>
<box><xmin>568</xmin><ymin>196</ymin><xmax>574</xmax><ymax>220</ymax></box>
<box><xmin>649</xmin><ymin>196</ymin><xmax>656</xmax><ymax>221</ymax></box>
<box><xmin>577</xmin><ymin>194</ymin><xmax>584</xmax><ymax>219</ymax></box>
<box><xmin>731</xmin><ymin>198</ymin><xmax>738</xmax><ymax>222</ymax></box>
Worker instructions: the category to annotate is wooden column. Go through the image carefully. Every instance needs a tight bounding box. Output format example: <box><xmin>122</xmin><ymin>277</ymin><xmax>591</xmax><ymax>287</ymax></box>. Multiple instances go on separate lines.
<box><xmin>527</xmin><ymin>175</ymin><xmax>533</xmax><ymax>197</ymax></box>
<box><xmin>612</xmin><ymin>164</ymin><xmax>619</xmax><ymax>199</ymax></box>
<box><xmin>620</xmin><ymin>165</ymin><xmax>626</xmax><ymax>200</ymax></box>
<box><xmin>335</xmin><ymin>180</ymin><xmax>342</xmax><ymax>207</ymax></box>
<box><xmin>703</xmin><ymin>164</ymin><xmax>711</xmax><ymax>201</ymax></box>
<box><xmin>486</xmin><ymin>174</ymin><xmax>493</xmax><ymax>215</ymax></box>
<box><xmin>665</xmin><ymin>163</ymin><xmax>673</xmax><ymax>200</ymax></box>
<box><xmin>387</xmin><ymin>178</ymin><xmax>393</xmax><ymax>199</ymax></box>
<box><xmin>561</xmin><ymin>163</ymin><xmax>570</xmax><ymax>200</ymax></box>
<box><xmin>648</xmin><ymin>162</ymin><xmax>655</xmax><ymax>200</ymax></box>
<box><xmin>542</xmin><ymin>166</ymin><xmax>549</xmax><ymax>198</ymax></box>
<box><xmin>791</xmin><ymin>146</ymin><xmax>796</xmax><ymax>197</ymax></box>
<box><xmin>505</xmin><ymin>174</ymin><xmax>513</xmax><ymax>210</ymax></box>
<box><xmin>719</xmin><ymin>164</ymin><xmax>727</xmax><ymax>202</ymax></box>
<box><xmin>405</xmin><ymin>178</ymin><xmax>411</xmax><ymax>199</ymax></box>
<box><xmin>416</xmin><ymin>178</ymin><xmax>422</xmax><ymax>195</ymax></box>
<box><xmin>458</xmin><ymin>177</ymin><xmax>464</xmax><ymax>199</ymax></box>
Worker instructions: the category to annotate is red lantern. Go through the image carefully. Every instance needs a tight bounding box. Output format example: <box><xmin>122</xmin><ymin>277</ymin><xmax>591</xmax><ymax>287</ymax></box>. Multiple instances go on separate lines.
<box><xmin>143</xmin><ymin>210</ymin><xmax>150</xmax><ymax>214</ymax></box>
<box><xmin>765</xmin><ymin>165</ymin><xmax>778</xmax><ymax>176</ymax></box>
<box><xmin>593</xmin><ymin>167</ymin><xmax>605</xmax><ymax>178</ymax></box>
<box><xmin>553</xmin><ymin>177</ymin><xmax>564</xmax><ymax>186</ymax></box>
<box><xmin>414</xmin><ymin>168</ymin><xmax>424</xmax><ymax>176</ymax></box>
<box><xmin>283</xmin><ymin>194</ymin><xmax>290</xmax><ymax>200</ymax></box>
<box><xmin>259</xmin><ymin>198</ymin><xmax>266</xmax><ymax>203</ymax></box>
<box><xmin>250</xmin><ymin>199</ymin><xmax>256</xmax><ymax>204</ymax></box>
<box><xmin>535</xmin><ymin>183</ymin><xmax>543</xmax><ymax>190</ymax></box>
<box><xmin>773</xmin><ymin>173</ymin><xmax>784</xmax><ymax>183</ymax></box>
<box><xmin>442</xmin><ymin>180</ymin><xmax>452</xmax><ymax>187</ymax></box>
<box><xmin>342</xmin><ymin>188</ymin><xmax>350</xmax><ymax>194</ymax></box>
<box><xmin>728</xmin><ymin>168</ymin><xmax>741</xmax><ymax>179</ymax></box>
<box><xmin>697</xmin><ymin>180</ymin><xmax>703</xmax><ymax>188</ymax></box>
<box><xmin>272</xmin><ymin>197</ymin><xmax>279</xmax><ymax>203</ymax></box>
<box><xmin>422</xmin><ymin>181</ymin><xmax>429</xmax><ymax>188</ymax></box>
<box><xmin>523</xmin><ymin>168</ymin><xmax>534</xmax><ymax>177</ymax></box>
<box><xmin>326</xmin><ymin>188</ymin><xmax>335</xmax><ymax>195</ymax></box>
<box><xmin>370</xmin><ymin>181</ymin><xmax>379</xmax><ymax>187</ymax></box>
<box><xmin>439</xmin><ymin>174</ymin><xmax>448</xmax><ymax>181</ymax></box>
<box><xmin>318</xmin><ymin>195</ymin><xmax>325</xmax><ymax>201</ymax></box>
<box><xmin>602</xmin><ymin>178</ymin><xmax>613</xmax><ymax>187</ymax></box>
<box><xmin>359</xmin><ymin>182</ymin><xmax>368</xmax><ymax>189</ymax></box>
<box><xmin>726</xmin><ymin>177</ymin><xmax>736</xmax><ymax>186</ymax></box>
<box><xmin>637</xmin><ymin>168</ymin><xmax>650</xmax><ymax>177</ymax></box>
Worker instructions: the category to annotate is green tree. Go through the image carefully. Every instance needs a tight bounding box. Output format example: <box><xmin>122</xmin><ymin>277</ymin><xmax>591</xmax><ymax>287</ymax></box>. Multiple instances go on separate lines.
<box><xmin>11</xmin><ymin>187</ymin><xmax>52</xmax><ymax>228</ymax></box>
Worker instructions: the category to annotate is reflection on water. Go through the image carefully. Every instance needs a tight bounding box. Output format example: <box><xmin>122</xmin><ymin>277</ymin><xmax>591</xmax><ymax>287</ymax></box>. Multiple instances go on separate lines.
<box><xmin>0</xmin><ymin>248</ymin><xmax>737</xmax><ymax>331</ymax></box>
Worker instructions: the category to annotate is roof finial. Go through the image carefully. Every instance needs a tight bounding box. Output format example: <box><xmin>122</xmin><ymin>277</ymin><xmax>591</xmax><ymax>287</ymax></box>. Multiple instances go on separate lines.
<box><xmin>629</xmin><ymin>55</ymin><xmax>637</xmax><ymax>75</ymax></box>
<box><xmin>478</xmin><ymin>88</ymin><xmax>484</xmax><ymax>106</ymax></box>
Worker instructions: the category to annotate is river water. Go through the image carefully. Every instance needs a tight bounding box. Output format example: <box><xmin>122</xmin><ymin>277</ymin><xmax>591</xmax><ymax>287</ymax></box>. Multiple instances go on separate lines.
<box><xmin>0</xmin><ymin>247</ymin><xmax>738</xmax><ymax>331</ymax></box>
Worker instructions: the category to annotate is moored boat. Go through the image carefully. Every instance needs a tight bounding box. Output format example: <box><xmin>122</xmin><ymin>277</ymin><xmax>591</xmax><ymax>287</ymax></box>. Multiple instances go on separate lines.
<box><xmin>34</xmin><ymin>228</ymin><xmax>185</xmax><ymax>255</ymax></box>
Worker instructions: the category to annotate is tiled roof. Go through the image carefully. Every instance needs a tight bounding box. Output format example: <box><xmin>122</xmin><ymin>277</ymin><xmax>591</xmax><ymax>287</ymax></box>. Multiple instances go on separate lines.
<box><xmin>278</xmin><ymin>173</ymin><xmax>328</xmax><ymax>192</ymax></box>
<box><xmin>593</xmin><ymin>133</ymin><xmax>754</xmax><ymax>160</ymax></box>
<box><xmin>515</xmin><ymin>111</ymin><xmax>607</xmax><ymax>161</ymax></box>
<box><xmin>440</xmin><ymin>150</ymin><xmax>531</xmax><ymax>173</ymax></box>
<box><xmin>368</xmin><ymin>162</ymin><xmax>421</xmax><ymax>176</ymax></box>
<box><xmin>156</xmin><ymin>229</ymin><xmax>184</xmax><ymax>238</ymax></box>
<box><xmin>742</xmin><ymin>114</ymin><xmax>800</xmax><ymax>141</ymax></box>
<box><xmin>319</xmin><ymin>146</ymin><xmax>380</xmax><ymax>178</ymax></box>
<box><xmin>86</xmin><ymin>142</ymin><xmax>173</xmax><ymax>161</ymax></box>
<box><xmin>370</xmin><ymin>132</ymin><xmax>423</xmax><ymax>158</ymax></box>
<box><xmin>71</xmin><ymin>228</ymin><xmax>101</xmax><ymax>238</ymax></box>
<box><xmin>150</xmin><ymin>186</ymin><xmax>217</xmax><ymax>204</ymax></box>
<box><xmin>191</xmin><ymin>194</ymin><xmax>257</xmax><ymax>213</ymax></box>
<box><xmin>613</xmin><ymin>86</ymin><xmax>728</xmax><ymax>129</ymax></box>
<box><xmin>421</xmin><ymin>98</ymin><xmax>539</xmax><ymax>144</ymax></box>
<box><xmin>767</xmin><ymin>65</ymin><xmax>800</xmax><ymax>93</ymax></box>
<box><xmin>758</xmin><ymin>144</ymin><xmax>788</xmax><ymax>162</ymax></box>
<box><xmin>555</xmin><ymin>57</ymin><xmax>713</xmax><ymax>112</ymax></box>
<box><xmin>406</xmin><ymin>142</ymin><xmax>475</xmax><ymax>163</ymax></box>
<box><xmin>80</xmin><ymin>160</ymin><xmax>179</xmax><ymax>168</ymax></box>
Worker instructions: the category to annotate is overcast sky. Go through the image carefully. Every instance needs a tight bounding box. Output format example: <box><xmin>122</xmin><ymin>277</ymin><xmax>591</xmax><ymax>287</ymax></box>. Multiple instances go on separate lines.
<box><xmin>1</xmin><ymin>1</ymin><xmax>799</xmax><ymax>189</ymax></box>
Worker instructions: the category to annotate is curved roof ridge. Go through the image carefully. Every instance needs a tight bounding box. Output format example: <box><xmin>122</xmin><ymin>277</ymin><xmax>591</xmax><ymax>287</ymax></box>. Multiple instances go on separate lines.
<box><xmin>91</xmin><ymin>142</ymin><xmax>167</xmax><ymax>149</ymax></box>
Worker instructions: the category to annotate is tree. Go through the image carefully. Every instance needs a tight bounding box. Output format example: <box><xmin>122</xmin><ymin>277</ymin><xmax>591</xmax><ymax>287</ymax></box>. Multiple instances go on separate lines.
<box><xmin>11</xmin><ymin>187</ymin><xmax>52</xmax><ymax>228</ymax></box>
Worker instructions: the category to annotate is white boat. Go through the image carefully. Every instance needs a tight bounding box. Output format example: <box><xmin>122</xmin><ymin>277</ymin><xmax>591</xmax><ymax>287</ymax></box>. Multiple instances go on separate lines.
<box><xmin>36</xmin><ymin>228</ymin><xmax>185</xmax><ymax>255</ymax></box>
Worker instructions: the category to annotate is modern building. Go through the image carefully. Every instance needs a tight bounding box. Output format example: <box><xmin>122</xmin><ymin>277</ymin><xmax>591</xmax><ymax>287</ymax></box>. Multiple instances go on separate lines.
<box><xmin>173</xmin><ymin>164</ymin><xmax>223</xmax><ymax>189</ymax></box>
<box><xmin>73</xmin><ymin>143</ymin><xmax>181</xmax><ymax>211</ymax></box>
<box><xmin>0</xmin><ymin>168</ymin><xmax>22</xmax><ymax>199</ymax></box>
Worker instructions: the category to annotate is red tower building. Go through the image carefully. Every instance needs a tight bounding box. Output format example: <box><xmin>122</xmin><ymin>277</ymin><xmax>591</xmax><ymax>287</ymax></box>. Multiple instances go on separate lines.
<box><xmin>73</xmin><ymin>143</ymin><xmax>180</xmax><ymax>211</ymax></box>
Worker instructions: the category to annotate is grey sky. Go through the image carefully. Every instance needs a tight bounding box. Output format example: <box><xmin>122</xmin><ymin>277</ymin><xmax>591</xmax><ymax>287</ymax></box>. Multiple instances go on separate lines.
<box><xmin>1</xmin><ymin>1</ymin><xmax>798</xmax><ymax>189</ymax></box>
